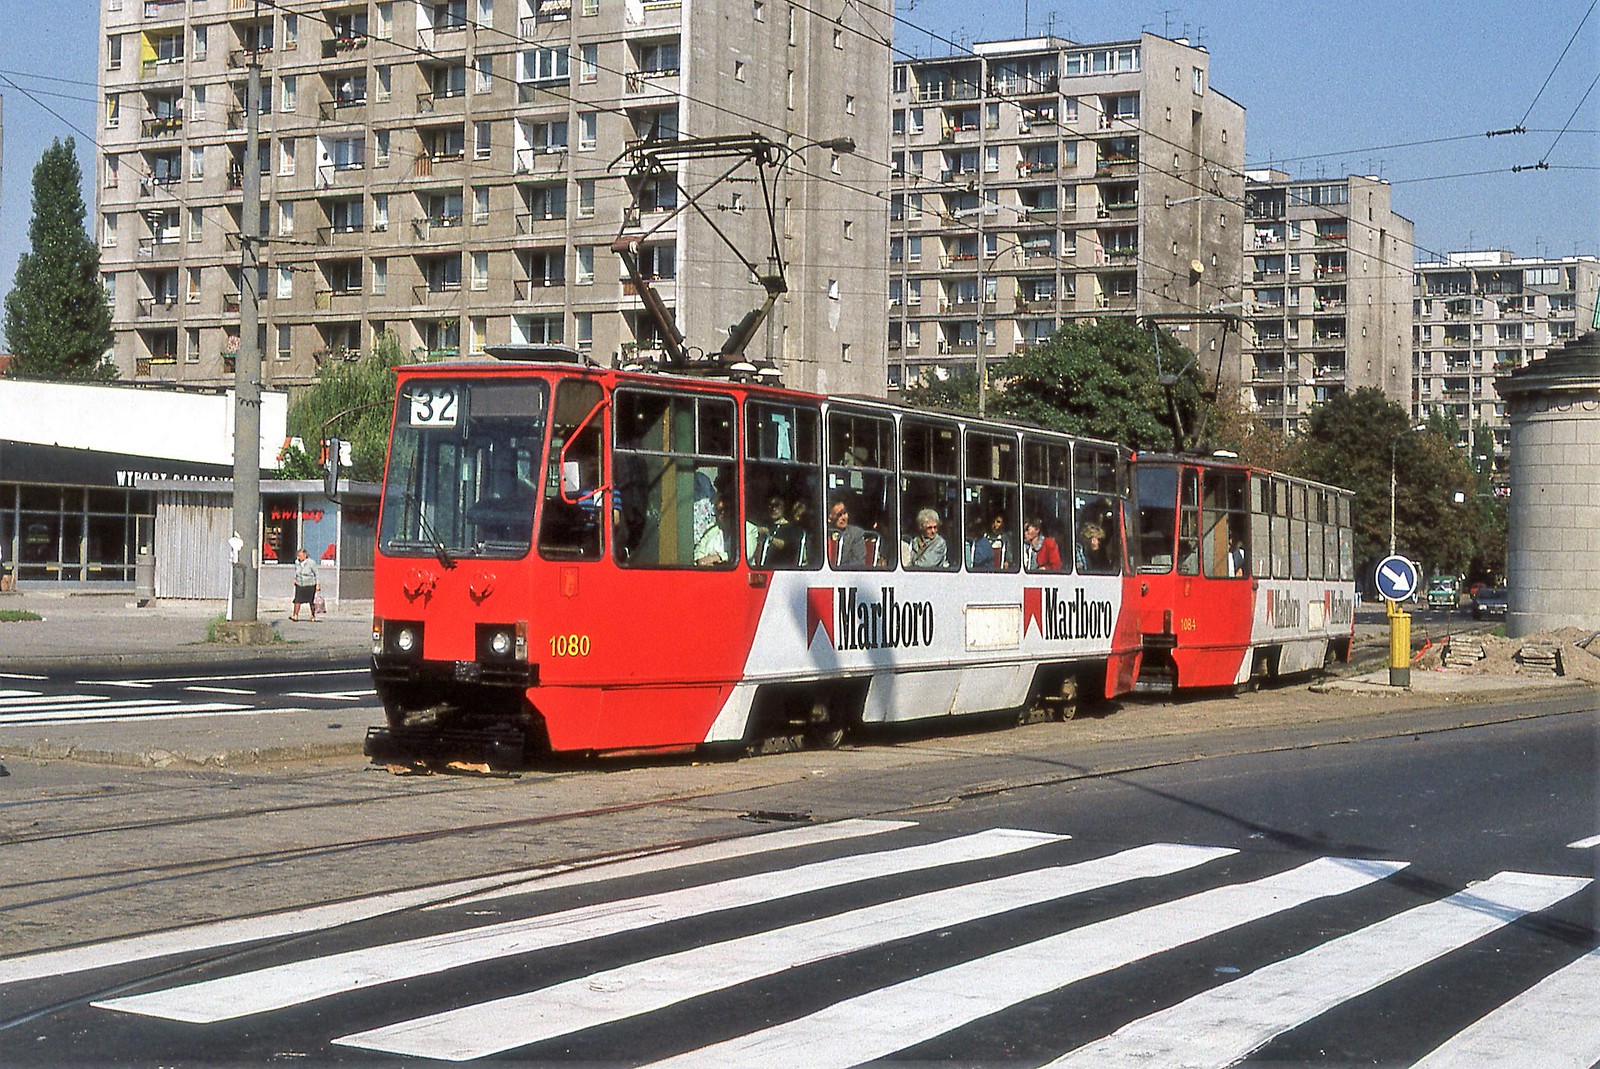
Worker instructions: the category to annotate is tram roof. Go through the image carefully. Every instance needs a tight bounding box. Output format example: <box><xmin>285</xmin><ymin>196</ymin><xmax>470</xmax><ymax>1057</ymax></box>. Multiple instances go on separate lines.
<box><xmin>396</xmin><ymin>359</ymin><xmax>1128</xmax><ymax>453</ymax></box>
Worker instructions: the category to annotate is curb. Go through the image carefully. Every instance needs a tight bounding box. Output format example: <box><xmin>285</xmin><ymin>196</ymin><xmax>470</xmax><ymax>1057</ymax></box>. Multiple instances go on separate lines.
<box><xmin>1</xmin><ymin>738</ymin><xmax>368</xmax><ymax>770</ymax></box>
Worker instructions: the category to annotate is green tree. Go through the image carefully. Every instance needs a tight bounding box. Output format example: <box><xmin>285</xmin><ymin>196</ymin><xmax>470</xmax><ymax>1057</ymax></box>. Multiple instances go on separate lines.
<box><xmin>1294</xmin><ymin>388</ymin><xmax>1479</xmax><ymax>573</ymax></box>
<box><xmin>284</xmin><ymin>332</ymin><xmax>410</xmax><ymax>482</ymax></box>
<box><xmin>3</xmin><ymin>139</ymin><xmax>115</xmax><ymax>381</ymax></box>
<box><xmin>899</xmin><ymin>366</ymin><xmax>980</xmax><ymax>415</ymax></box>
<box><xmin>991</xmin><ymin>320</ymin><xmax>1208</xmax><ymax>451</ymax></box>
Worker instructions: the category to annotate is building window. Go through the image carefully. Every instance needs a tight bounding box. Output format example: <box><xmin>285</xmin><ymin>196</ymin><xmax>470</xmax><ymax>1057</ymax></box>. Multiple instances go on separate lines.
<box><xmin>843</xmin><ymin>219</ymin><xmax>853</xmax><ymax>240</ymax></box>
<box><xmin>278</xmin><ymin>138</ymin><xmax>295</xmax><ymax>175</ymax></box>
<box><xmin>188</xmin><ymin>207</ymin><xmax>203</xmax><ymax>240</ymax></box>
<box><xmin>753</xmin><ymin>0</ymin><xmax>763</xmax><ymax>19</ymax></box>
<box><xmin>278</xmin><ymin>200</ymin><xmax>294</xmax><ymax>235</ymax></box>
<box><xmin>102</xmin><ymin>213</ymin><xmax>117</xmax><ymax>247</ymax></box>
<box><xmin>371</xmin><ymin>257</ymin><xmax>387</xmax><ymax>295</ymax></box>
<box><xmin>107</xmin><ymin>34</ymin><xmax>122</xmax><ymax>70</ymax></box>
<box><xmin>580</xmin><ymin>44</ymin><xmax>598</xmax><ymax>83</ymax></box>
<box><xmin>578</xmin><ymin>112</ymin><xmax>597</xmax><ymax>151</ymax></box>
<box><xmin>277</xmin><ymin>265</ymin><xmax>293</xmax><ymax>299</ymax></box>
<box><xmin>734</xmin><ymin>59</ymin><xmax>745</xmax><ymax>82</ymax></box>
<box><xmin>185</xmin><ymin>327</ymin><xmax>201</xmax><ymax>362</ymax></box>
<box><xmin>576</xmin><ymin>311</ymin><xmax>593</xmax><ymax>351</ymax></box>
<box><xmin>188</xmin><ymin>146</ymin><xmax>205</xmax><ymax>180</ymax></box>
<box><xmin>578</xmin><ymin>179</ymin><xmax>595</xmax><ymax>217</ymax></box>
<box><xmin>470</xmin><ymin>251</ymin><xmax>489</xmax><ymax>290</ymax></box>
<box><xmin>281</xmin><ymin>75</ymin><xmax>296</xmax><ymax>112</ymax></box>
<box><xmin>473</xmin><ymin>185</ymin><xmax>490</xmax><ymax>224</ymax></box>
<box><xmin>474</xmin><ymin>120</ymin><xmax>492</xmax><ymax>159</ymax></box>
<box><xmin>282</xmin><ymin>14</ymin><xmax>297</xmax><ymax>48</ymax></box>
<box><xmin>844</xmin><ymin>94</ymin><xmax>855</xmax><ymax>114</ymax></box>
<box><xmin>575</xmin><ymin>246</ymin><xmax>594</xmax><ymax>284</ymax></box>
<box><xmin>475</xmin><ymin>54</ymin><xmax>493</xmax><ymax>91</ymax></box>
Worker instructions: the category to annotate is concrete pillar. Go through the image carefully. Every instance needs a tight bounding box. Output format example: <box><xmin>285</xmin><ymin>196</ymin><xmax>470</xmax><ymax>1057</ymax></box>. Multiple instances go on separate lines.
<box><xmin>1495</xmin><ymin>331</ymin><xmax>1600</xmax><ymax>636</ymax></box>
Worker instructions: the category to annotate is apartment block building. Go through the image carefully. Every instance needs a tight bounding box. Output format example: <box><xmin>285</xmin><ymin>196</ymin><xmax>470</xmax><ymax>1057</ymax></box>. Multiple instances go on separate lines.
<box><xmin>887</xmin><ymin>34</ymin><xmax>1246</xmax><ymax>392</ymax></box>
<box><xmin>1241</xmin><ymin>170</ymin><xmax>1414</xmax><ymax>434</ymax></box>
<box><xmin>97</xmin><ymin>0</ymin><xmax>890</xmax><ymax>396</ymax></box>
<box><xmin>1412</xmin><ymin>250</ymin><xmax>1600</xmax><ymax>473</ymax></box>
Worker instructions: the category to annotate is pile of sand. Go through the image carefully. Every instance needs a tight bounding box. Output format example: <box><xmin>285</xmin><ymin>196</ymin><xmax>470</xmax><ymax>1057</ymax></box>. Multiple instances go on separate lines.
<box><xmin>1424</xmin><ymin>626</ymin><xmax>1600</xmax><ymax>681</ymax></box>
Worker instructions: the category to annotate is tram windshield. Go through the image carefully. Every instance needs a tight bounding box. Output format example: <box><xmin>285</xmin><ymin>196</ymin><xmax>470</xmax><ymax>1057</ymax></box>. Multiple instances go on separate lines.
<box><xmin>379</xmin><ymin>378</ymin><xmax>549</xmax><ymax>560</ymax></box>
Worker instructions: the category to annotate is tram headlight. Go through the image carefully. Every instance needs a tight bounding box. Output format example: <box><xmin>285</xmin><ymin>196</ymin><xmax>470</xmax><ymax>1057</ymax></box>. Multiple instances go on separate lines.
<box><xmin>395</xmin><ymin>626</ymin><xmax>417</xmax><ymax>654</ymax></box>
<box><xmin>489</xmin><ymin>629</ymin><xmax>513</xmax><ymax>657</ymax></box>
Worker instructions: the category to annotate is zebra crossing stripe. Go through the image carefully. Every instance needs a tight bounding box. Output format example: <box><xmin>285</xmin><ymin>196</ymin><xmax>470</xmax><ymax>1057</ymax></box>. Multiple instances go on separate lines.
<box><xmin>636</xmin><ymin>856</ymin><xmax>1408</xmax><ymax>1069</ymax></box>
<box><xmin>99</xmin><ymin>828</ymin><xmax>1061</xmax><ymax>1024</ymax></box>
<box><xmin>1567</xmin><ymin>833</ymin><xmax>1600</xmax><ymax>849</ymax></box>
<box><xmin>3</xmin><ymin>819</ymin><xmax>908</xmax><ymax>988</ymax></box>
<box><xmin>333</xmin><ymin>842</ymin><xmax>1236</xmax><ymax>1061</ymax></box>
<box><xmin>1043</xmin><ymin>870</ymin><xmax>1592</xmax><ymax>1069</ymax></box>
<box><xmin>1409</xmin><ymin>944</ymin><xmax>1600</xmax><ymax>1069</ymax></box>
<box><xmin>0</xmin><ymin>693</ymin><xmax>116</xmax><ymax>707</ymax></box>
<box><xmin>0</xmin><ymin>702</ymin><xmax>253</xmax><ymax>725</ymax></box>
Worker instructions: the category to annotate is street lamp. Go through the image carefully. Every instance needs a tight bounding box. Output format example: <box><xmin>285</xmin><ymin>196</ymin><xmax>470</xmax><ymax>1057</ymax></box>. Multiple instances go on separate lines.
<box><xmin>1389</xmin><ymin>424</ymin><xmax>1426</xmax><ymax>557</ymax></box>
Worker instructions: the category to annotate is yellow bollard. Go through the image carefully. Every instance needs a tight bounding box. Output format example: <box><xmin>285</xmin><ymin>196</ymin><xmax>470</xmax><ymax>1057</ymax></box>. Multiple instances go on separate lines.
<box><xmin>1387</xmin><ymin>599</ymin><xmax>1411</xmax><ymax>687</ymax></box>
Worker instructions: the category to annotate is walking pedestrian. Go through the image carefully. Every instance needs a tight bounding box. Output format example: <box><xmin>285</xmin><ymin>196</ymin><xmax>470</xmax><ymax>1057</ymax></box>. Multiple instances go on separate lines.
<box><xmin>291</xmin><ymin>547</ymin><xmax>320</xmax><ymax>621</ymax></box>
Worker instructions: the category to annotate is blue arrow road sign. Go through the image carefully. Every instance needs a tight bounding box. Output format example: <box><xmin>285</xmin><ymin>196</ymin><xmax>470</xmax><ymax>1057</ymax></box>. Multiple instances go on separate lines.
<box><xmin>1374</xmin><ymin>554</ymin><xmax>1420</xmax><ymax>601</ymax></box>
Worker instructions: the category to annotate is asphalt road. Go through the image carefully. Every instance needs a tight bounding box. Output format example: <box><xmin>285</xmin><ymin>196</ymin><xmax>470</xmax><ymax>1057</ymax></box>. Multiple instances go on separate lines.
<box><xmin>2</xmin><ymin>698</ymin><xmax>1594</xmax><ymax>1066</ymax></box>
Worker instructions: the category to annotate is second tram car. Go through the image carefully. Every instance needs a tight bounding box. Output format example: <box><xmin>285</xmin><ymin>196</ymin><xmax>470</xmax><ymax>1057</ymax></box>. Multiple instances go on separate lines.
<box><xmin>367</xmin><ymin>350</ymin><xmax>1144</xmax><ymax>763</ymax></box>
<box><xmin>1130</xmin><ymin>454</ymin><xmax>1357</xmax><ymax>690</ymax></box>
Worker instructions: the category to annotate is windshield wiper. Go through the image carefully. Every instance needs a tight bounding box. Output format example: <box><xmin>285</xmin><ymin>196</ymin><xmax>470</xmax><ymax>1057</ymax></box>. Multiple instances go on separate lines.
<box><xmin>412</xmin><ymin>506</ymin><xmax>457</xmax><ymax>570</ymax></box>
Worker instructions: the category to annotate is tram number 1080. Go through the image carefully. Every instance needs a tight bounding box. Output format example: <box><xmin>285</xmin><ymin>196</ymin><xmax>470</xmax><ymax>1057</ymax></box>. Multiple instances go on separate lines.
<box><xmin>549</xmin><ymin>633</ymin><xmax>592</xmax><ymax>657</ymax></box>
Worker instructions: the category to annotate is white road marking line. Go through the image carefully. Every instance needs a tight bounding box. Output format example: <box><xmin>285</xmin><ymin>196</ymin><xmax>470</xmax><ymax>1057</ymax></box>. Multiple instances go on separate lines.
<box><xmin>0</xmin><ymin>673</ymin><xmax>49</xmax><ymax>681</ymax></box>
<box><xmin>0</xmin><ymin>702</ymin><xmax>255</xmax><ymax>725</ymax></box>
<box><xmin>433</xmin><ymin>818</ymin><xmax>918</xmax><ymax>909</ymax></box>
<box><xmin>1410</xmin><ymin>945</ymin><xmax>1600</xmax><ymax>1069</ymax></box>
<box><xmin>285</xmin><ymin>690</ymin><xmax>371</xmax><ymax>701</ymax></box>
<box><xmin>0</xmin><ymin>687</ymin><xmax>45</xmax><ymax>697</ymax></box>
<box><xmin>0</xmin><ymin>819</ymin><xmax>912</xmax><ymax>987</ymax></box>
<box><xmin>184</xmin><ymin>686</ymin><xmax>257</xmax><ymax>695</ymax></box>
<box><xmin>334</xmin><ymin>843</ymin><xmax>1235</xmax><ymax>1060</ymax></box>
<box><xmin>101</xmin><ymin>681</ymin><xmax>154</xmax><ymax>689</ymax></box>
<box><xmin>1565</xmin><ymin>833</ymin><xmax>1600</xmax><ymax>849</ymax></box>
<box><xmin>639</xmin><ymin>856</ymin><xmax>1409</xmax><ymax>1069</ymax></box>
<box><xmin>101</xmin><ymin>828</ymin><xmax>1060</xmax><ymax>1025</ymax></box>
<box><xmin>99</xmin><ymin>667</ymin><xmax>369</xmax><ymax>686</ymax></box>
<box><xmin>1044</xmin><ymin>870</ymin><xmax>1592</xmax><ymax>1069</ymax></box>
<box><xmin>0</xmin><ymin>693</ymin><xmax>114</xmax><ymax>707</ymax></box>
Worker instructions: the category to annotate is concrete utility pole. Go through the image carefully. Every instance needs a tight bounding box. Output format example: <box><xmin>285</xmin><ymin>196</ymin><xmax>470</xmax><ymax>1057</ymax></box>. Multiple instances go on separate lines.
<box><xmin>229</xmin><ymin>30</ymin><xmax>263</xmax><ymax>624</ymax></box>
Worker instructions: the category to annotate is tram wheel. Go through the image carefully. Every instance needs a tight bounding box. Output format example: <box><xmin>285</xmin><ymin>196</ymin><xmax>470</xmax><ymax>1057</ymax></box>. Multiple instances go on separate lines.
<box><xmin>1045</xmin><ymin>676</ymin><xmax>1080</xmax><ymax>721</ymax></box>
<box><xmin>802</xmin><ymin>698</ymin><xmax>846</xmax><ymax>750</ymax></box>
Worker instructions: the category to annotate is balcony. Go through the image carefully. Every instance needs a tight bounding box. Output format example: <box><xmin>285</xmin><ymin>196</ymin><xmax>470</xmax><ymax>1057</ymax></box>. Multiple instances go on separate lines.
<box><xmin>312</xmin><ymin>288</ymin><xmax>362</xmax><ymax>310</ymax></box>
<box><xmin>135</xmin><ymin>236</ymin><xmax>181</xmax><ymax>259</ymax></box>
<box><xmin>136</xmin><ymin>296</ymin><xmax>180</xmax><ymax>318</ymax></box>
<box><xmin>412</xmin><ymin>216</ymin><xmax>464</xmax><ymax>240</ymax></box>
<box><xmin>625</xmin><ymin>69</ymin><xmax>679</xmax><ymax>94</ymax></box>
<box><xmin>139</xmin><ymin>115</ymin><xmax>184</xmax><ymax>138</ymax></box>
<box><xmin>321</xmin><ymin>35</ymin><xmax>368</xmax><ymax>59</ymax></box>
<box><xmin>514</xmin><ymin>277</ymin><xmax>567</xmax><ymax>300</ymax></box>
<box><xmin>411</xmin><ymin>282</ymin><xmax>463</xmax><ymax>304</ymax></box>
<box><xmin>516</xmin><ymin>210</ymin><xmax>566</xmax><ymax>234</ymax></box>
<box><xmin>513</xmin><ymin>146</ymin><xmax>567</xmax><ymax>174</ymax></box>
<box><xmin>1094</xmin><ymin>156</ymin><xmax>1138</xmax><ymax>177</ymax></box>
<box><xmin>223</xmin><ymin>292</ymin><xmax>242</xmax><ymax>313</ymax></box>
<box><xmin>319</xmin><ymin>97</ymin><xmax>368</xmax><ymax>121</ymax></box>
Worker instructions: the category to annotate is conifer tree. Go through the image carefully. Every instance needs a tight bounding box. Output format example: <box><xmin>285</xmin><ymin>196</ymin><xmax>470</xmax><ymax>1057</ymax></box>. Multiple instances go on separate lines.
<box><xmin>3</xmin><ymin>138</ymin><xmax>115</xmax><ymax>381</ymax></box>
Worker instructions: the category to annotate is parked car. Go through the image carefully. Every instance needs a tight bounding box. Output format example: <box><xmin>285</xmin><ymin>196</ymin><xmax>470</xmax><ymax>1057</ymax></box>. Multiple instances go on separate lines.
<box><xmin>1426</xmin><ymin>575</ymin><xmax>1461</xmax><ymax>611</ymax></box>
<box><xmin>1472</xmin><ymin>586</ymin><xmax>1508</xmax><ymax>620</ymax></box>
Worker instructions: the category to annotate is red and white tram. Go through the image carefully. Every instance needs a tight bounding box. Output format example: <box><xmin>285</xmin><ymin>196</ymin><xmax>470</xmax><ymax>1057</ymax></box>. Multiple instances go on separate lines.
<box><xmin>1129</xmin><ymin>454</ymin><xmax>1357</xmax><ymax>691</ymax></box>
<box><xmin>368</xmin><ymin>349</ymin><xmax>1143</xmax><ymax>763</ymax></box>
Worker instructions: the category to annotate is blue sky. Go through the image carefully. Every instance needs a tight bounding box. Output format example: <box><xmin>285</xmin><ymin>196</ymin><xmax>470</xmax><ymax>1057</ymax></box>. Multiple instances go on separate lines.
<box><xmin>0</xmin><ymin>0</ymin><xmax>1594</xmax><ymax>302</ymax></box>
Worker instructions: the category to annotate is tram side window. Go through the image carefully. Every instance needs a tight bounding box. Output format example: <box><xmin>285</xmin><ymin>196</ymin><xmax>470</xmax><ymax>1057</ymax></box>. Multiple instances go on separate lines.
<box><xmin>964</xmin><ymin>430</ymin><xmax>1020</xmax><ymax>572</ymax></box>
<box><xmin>1307</xmin><ymin>488</ymin><xmax>1326</xmax><ymax>580</ymax></box>
<box><xmin>1321</xmin><ymin>491</ymin><xmax>1339</xmax><ymax>581</ymax></box>
<box><xmin>1132</xmin><ymin>463</ymin><xmax>1176</xmax><ymax>574</ymax></box>
<box><xmin>1337</xmin><ymin>494</ymin><xmax>1355</xmax><ymax>581</ymax></box>
<box><xmin>900</xmin><ymin>418</ymin><xmax>960</xmax><ymax>570</ymax></box>
<box><xmin>1202</xmin><ymin>469</ymin><xmax>1248</xmax><ymax>578</ymax></box>
<box><xmin>1249</xmin><ymin>475</ymin><xmax>1271</xmax><ymax>578</ymax></box>
<box><xmin>1022</xmin><ymin>437</ymin><xmax>1072</xmax><ymax>573</ymax></box>
<box><xmin>1290</xmin><ymin>483</ymin><xmax>1309</xmax><ymax>580</ymax></box>
<box><xmin>613</xmin><ymin>389</ymin><xmax>737</xmax><ymax>568</ymax></box>
<box><xmin>745</xmin><ymin>400</ymin><xmax>822</xmax><ymax>569</ymax></box>
<box><xmin>1271</xmin><ymin>476</ymin><xmax>1290</xmax><ymax>579</ymax></box>
<box><xmin>1177</xmin><ymin>469</ymin><xmax>1201</xmax><ymax>575</ymax></box>
<box><xmin>538</xmin><ymin>379</ymin><xmax>605</xmax><ymax>560</ymax></box>
<box><xmin>826</xmin><ymin>409</ymin><xmax>895</xmax><ymax>570</ymax></box>
<box><xmin>1074</xmin><ymin>445</ymin><xmax>1123</xmax><ymax>574</ymax></box>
